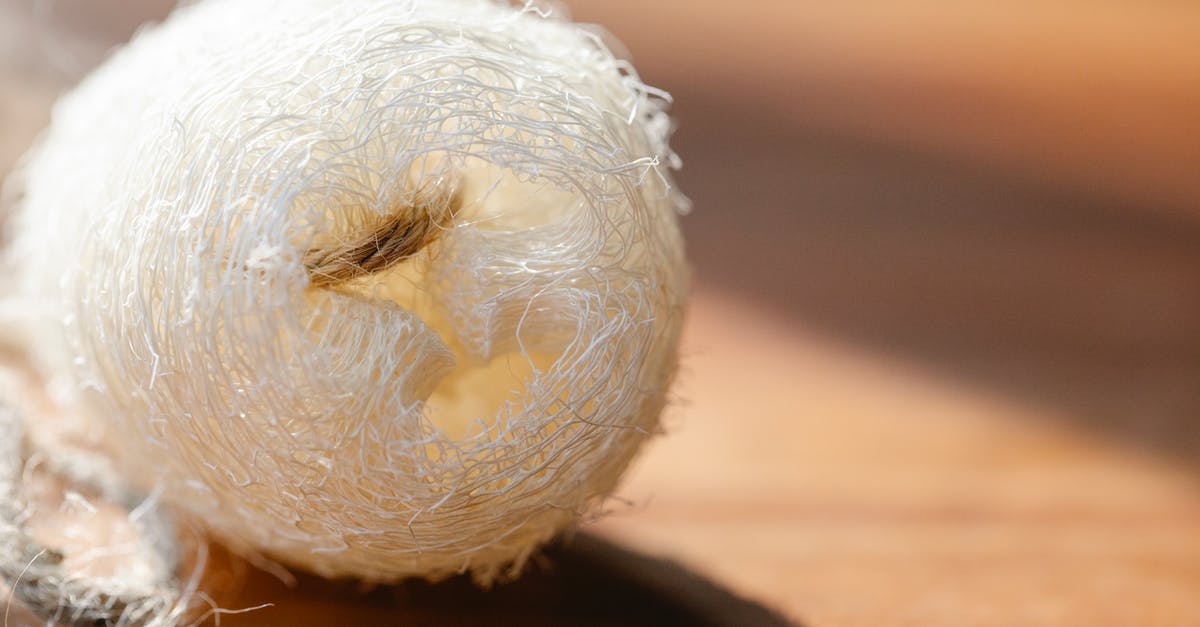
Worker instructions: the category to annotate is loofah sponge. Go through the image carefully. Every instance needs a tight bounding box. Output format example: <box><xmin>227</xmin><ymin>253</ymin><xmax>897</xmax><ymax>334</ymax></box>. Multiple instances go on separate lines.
<box><xmin>4</xmin><ymin>0</ymin><xmax>687</xmax><ymax>583</ymax></box>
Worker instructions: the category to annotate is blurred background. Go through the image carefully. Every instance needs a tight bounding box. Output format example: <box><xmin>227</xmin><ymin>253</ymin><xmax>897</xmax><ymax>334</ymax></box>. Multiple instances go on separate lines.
<box><xmin>2</xmin><ymin>1</ymin><xmax>1199</xmax><ymax>625</ymax></box>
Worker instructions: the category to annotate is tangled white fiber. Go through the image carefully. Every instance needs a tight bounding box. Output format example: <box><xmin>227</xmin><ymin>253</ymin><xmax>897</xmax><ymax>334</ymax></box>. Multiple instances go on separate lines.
<box><xmin>5</xmin><ymin>0</ymin><xmax>687</xmax><ymax>587</ymax></box>
<box><xmin>0</xmin><ymin>401</ymin><xmax>192</xmax><ymax>626</ymax></box>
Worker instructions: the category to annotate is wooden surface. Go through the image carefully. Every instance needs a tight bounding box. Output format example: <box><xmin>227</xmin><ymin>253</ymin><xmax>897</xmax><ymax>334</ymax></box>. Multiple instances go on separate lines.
<box><xmin>3</xmin><ymin>1</ymin><xmax>1200</xmax><ymax>625</ymax></box>
<box><xmin>593</xmin><ymin>290</ymin><xmax>1200</xmax><ymax>625</ymax></box>
<box><xmin>568</xmin><ymin>0</ymin><xmax>1200</xmax><ymax>220</ymax></box>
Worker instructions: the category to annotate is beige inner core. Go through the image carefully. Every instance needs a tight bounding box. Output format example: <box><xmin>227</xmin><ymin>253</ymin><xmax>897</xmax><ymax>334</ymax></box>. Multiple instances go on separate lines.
<box><xmin>320</xmin><ymin>168</ymin><xmax>575</xmax><ymax>441</ymax></box>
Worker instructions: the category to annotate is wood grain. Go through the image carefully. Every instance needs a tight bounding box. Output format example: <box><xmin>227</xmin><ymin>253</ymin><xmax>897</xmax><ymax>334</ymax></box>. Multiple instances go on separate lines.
<box><xmin>592</xmin><ymin>289</ymin><xmax>1200</xmax><ymax>625</ymax></box>
<box><xmin>566</xmin><ymin>0</ymin><xmax>1200</xmax><ymax>219</ymax></box>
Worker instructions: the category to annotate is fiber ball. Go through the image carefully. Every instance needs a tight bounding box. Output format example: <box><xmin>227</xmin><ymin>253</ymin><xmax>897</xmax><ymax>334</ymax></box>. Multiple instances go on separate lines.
<box><xmin>6</xmin><ymin>0</ymin><xmax>687</xmax><ymax>582</ymax></box>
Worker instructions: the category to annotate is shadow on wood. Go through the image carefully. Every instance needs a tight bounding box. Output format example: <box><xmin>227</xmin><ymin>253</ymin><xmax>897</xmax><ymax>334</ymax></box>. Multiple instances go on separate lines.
<box><xmin>669</xmin><ymin>84</ymin><xmax>1200</xmax><ymax>469</ymax></box>
<box><xmin>208</xmin><ymin>533</ymin><xmax>796</xmax><ymax>627</ymax></box>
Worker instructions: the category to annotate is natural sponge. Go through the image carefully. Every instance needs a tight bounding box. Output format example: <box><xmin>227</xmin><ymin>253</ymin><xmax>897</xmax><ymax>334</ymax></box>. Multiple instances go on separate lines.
<box><xmin>6</xmin><ymin>0</ymin><xmax>687</xmax><ymax>583</ymax></box>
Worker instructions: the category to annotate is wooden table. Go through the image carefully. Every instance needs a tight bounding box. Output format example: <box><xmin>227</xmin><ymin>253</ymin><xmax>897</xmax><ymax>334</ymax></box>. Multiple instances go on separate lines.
<box><xmin>593</xmin><ymin>290</ymin><xmax>1200</xmax><ymax>625</ymax></box>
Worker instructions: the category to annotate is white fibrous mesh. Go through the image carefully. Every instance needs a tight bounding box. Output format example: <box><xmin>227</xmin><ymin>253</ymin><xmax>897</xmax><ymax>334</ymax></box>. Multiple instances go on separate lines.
<box><xmin>6</xmin><ymin>0</ymin><xmax>687</xmax><ymax>582</ymax></box>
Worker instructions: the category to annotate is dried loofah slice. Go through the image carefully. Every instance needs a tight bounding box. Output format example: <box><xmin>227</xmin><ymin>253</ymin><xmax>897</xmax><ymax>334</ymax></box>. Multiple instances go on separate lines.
<box><xmin>4</xmin><ymin>0</ymin><xmax>687</xmax><ymax>584</ymax></box>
